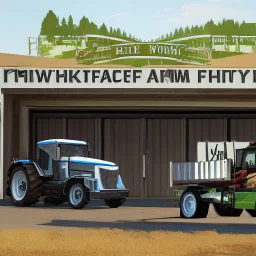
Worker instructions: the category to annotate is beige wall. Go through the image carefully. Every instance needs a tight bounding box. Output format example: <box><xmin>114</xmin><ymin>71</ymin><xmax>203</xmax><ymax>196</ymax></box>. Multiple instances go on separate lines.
<box><xmin>2</xmin><ymin>95</ymin><xmax>14</xmax><ymax>199</ymax></box>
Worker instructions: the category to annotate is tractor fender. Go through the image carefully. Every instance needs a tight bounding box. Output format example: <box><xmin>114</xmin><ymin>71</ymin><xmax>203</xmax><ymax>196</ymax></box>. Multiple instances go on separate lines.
<box><xmin>6</xmin><ymin>161</ymin><xmax>44</xmax><ymax>196</ymax></box>
<box><xmin>62</xmin><ymin>178</ymin><xmax>90</xmax><ymax>195</ymax></box>
<box><xmin>7</xmin><ymin>161</ymin><xmax>44</xmax><ymax>178</ymax></box>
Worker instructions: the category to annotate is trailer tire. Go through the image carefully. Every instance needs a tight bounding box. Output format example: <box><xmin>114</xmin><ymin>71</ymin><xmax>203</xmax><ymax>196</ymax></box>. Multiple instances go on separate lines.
<box><xmin>180</xmin><ymin>189</ymin><xmax>209</xmax><ymax>219</ymax></box>
<box><xmin>9</xmin><ymin>166</ymin><xmax>43</xmax><ymax>207</ymax></box>
<box><xmin>213</xmin><ymin>203</ymin><xmax>243</xmax><ymax>217</ymax></box>
<box><xmin>246</xmin><ymin>209</ymin><xmax>256</xmax><ymax>217</ymax></box>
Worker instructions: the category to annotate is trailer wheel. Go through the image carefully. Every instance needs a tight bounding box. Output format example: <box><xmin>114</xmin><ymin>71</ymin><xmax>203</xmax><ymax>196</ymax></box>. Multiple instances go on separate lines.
<box><xmin>68</xmin><ymin>183</ymin><xmax>87</xmax><ymax>209</ymax></box>
<box><xmin>246</xmin><ymin>209</ymin><xmax>256</xmax><ymax>217</ymax></box>
<box><xmin>9</xmin><ymin>166</ymin><xmax>43</xmax><ymax>207</ymax></box>
<box><xmin>104</xmin><ymin>198</ymin><xmax>126</xmax><ymax>208</ymax></box>
<box><xmin>180</xmin><ymin>189</ymin><xmax>209</xmax><ymax>219</ymax></box>
<box><xmin>213</xmin><ymin>203</ymin><xmax>243</xmax><ymax>217</ymax></box>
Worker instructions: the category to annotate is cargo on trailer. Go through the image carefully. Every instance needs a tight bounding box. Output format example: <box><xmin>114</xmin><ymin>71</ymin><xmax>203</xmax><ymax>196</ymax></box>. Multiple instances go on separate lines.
<box><xmin>170</xmin><ymin>159</ymin><xmax>233</xmax><ymax>187</ymax></box>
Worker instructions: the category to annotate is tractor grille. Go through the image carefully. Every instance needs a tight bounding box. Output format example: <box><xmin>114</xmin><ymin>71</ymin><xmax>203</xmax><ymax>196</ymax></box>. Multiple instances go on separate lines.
<box><xmin>99</xmin><ymin>168</ymin><xmax>118</xmax><ymax>189</ymax></box>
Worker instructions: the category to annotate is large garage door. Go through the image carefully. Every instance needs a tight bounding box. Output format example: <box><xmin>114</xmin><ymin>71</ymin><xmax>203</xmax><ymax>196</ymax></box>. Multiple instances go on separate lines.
<box><xmin>67</xmin><ymin>118</ymin><xmax>97</xmax><ymax>158</ymax></box>
<box><xmin>230</xmin><ymin>119</ymin><xmax>256</xmax><ymax>141</ymax></box>
<box><xmin>146</xmin><ymin>119</ymin><xmax>185</xmax><ymax>198</ymax></box>
<box><xmin>188</xmin><ymin>119</ymin><xmax>227</xmax><ymax>161</ymax></box>
<box><xmin>103</xmin><ymin>119</ymin><xmax>143</xmax><ymax>198</ymax></box>
<box><xmin>35</xmin><ymin>118</ymin><xmax>65</xmax><ymax>143</ymax></box>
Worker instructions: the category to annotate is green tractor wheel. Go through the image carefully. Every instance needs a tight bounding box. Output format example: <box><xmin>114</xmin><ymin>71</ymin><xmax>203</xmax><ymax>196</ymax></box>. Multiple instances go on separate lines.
<box><xmin>213</xmin><ymin>203</ymin><xmax>243</xmax><ymax>217</ymax></box>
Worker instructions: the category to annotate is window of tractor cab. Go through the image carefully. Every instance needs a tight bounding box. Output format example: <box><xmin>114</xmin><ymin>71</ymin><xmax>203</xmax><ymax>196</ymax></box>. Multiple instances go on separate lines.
<box><xmin>37</xmin><ymin>148</ymin><xmax>53</xmax><ymax>176</ymax></box>
<box><xmin>60</xmin><ymin>144</ymin><xmax>89</xmax><ymax>158</ymax></box>
<box><xmin>243</xmin><ymin>151</ymin><xmax>256</xmax><ymax>168</ymax></box>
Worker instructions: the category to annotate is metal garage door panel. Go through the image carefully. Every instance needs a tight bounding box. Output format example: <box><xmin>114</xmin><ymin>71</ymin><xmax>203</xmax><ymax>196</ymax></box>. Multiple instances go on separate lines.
<box><xmin>230</xmin><ymin>119</ymin><xmax>256</xmax><ymax>141</ymax></box>
<box><xmin>67</xmin><ymin>119</ymin><xmax>96</xmax><ymax>158</ymax></box>
<box><xmin>103</xmin><ymin>119</ymin><xmax>143</xmax><ymax>198</ymax></box>
<box><xmin>35</xmin><ymin>118</ymin><xmax>65</xmax><ymax>169</ymax></box>
<box><xmin>146</xmin><ymin>119</ymin><xmax>185</xmax><ymax>198</ymax></box>
<box><xmin>36</xmin><ymin>118</ymin><xmax>64</xmax><ymax>142</ymax></box>
<box><xmin>188</xmin><ymin>119</ymin><xmax>227</xmax><ymax>162</ymax></box>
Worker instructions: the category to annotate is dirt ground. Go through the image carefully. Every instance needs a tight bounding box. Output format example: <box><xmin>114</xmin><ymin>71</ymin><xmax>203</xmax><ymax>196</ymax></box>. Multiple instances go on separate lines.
<box><xmin>1</xmin><ymin>202</ymin><xmax>256</xmax><ymax>256</ymax></box>
<box><xmin>0</xmin><ymin>201</ymin><xmax>256</xmax><ymax>233</ymax></box>
<box><xmin>1</xmin><ymin>229</ymin><xmax>256</xmax><ymax>256</ymax></box>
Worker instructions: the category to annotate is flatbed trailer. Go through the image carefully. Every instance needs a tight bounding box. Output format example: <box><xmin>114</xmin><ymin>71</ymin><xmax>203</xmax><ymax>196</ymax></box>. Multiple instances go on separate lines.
<box><xmin>171</xmin><ymin>142</ymin><xmax>256</xmax><ymax>218</ymax></box>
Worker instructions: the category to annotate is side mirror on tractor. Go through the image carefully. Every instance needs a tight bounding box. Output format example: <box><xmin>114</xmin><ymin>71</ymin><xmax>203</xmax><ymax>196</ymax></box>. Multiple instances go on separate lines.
<box><xmin>88</xmin><ymin>144</ymin><xmax>92</xmax><ymax>157</ymax></box>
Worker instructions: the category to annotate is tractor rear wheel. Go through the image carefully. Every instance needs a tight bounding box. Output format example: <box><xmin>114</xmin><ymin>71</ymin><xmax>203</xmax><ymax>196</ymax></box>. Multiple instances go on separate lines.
<box><xmin>8</xmin><ymin>166</ymin><xmax>43</xmax><ymax>207</ymax></box>
<box><xmin>104</xmin><ymin>198</ymin><xmax>126</xmax><ymax>208</ymax></box>
<box><xmin>213</xmin><ymin>203</ymin><xmax>243</xmax><ymax>217</ymax></box>
<box><xmin>180</xmin><ymin>189</ymin><xmax>209</xmax><ymax>219</ymax></box>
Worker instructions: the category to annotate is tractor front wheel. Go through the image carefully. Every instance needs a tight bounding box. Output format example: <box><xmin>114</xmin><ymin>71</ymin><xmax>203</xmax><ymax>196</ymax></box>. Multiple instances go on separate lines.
<box><xmin>9</xmin><ymin>166</ymin><xmax>43</xmax><ymax>207</ymax></box>
<box><xmin>68</xmin><ymin>183</ymin><xmax>87</xmax><ymax>209</ymax></box>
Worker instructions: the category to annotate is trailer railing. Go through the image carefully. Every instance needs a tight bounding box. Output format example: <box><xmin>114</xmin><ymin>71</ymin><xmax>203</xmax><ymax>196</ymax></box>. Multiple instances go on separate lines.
<box><xmin>170</xmin><ymin>159</ymin><xmax>233</xmax><ymax>187</ymax></box>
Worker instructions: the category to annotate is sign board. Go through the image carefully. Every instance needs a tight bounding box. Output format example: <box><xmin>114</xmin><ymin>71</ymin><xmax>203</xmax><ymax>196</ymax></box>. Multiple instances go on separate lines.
<box><xmin>75</xmin><ymin>41</ymin><xmax>211</xmax><ymax>66</ymax></box>
<box><xmin>197</xmin><ymin>141</ymin><xmax>250</xmax><ymax>163</ymax></box>
<box><xmin>37</xmin><ymin>11</ymin><xmax>256</xmax><ymax>67</ymax></box>
<box><xmin>2</xmin><ymin>68</ymin><xmax>256</xmax><ymax>89</ymax></box>
<box><xmin>37</xmin><ymin>9</ymin><xmax>256</xmax><ymax>67</ymax></box>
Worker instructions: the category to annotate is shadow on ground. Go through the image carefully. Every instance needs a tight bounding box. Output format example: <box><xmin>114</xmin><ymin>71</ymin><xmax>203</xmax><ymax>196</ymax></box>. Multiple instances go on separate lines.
<box><xmin>39</xmin><ymin>219</ymin><xmax>256</xmax><ymax>234</ymax></box>
<box><xmin>0</xmin><ymin>199</ymin><xmax>178</xmax><ymax>208</ymax></box>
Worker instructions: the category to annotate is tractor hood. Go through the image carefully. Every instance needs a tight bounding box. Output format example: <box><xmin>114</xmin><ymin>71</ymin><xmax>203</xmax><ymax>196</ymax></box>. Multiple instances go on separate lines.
<box><xmin>69</xmin><ymin>157</ymin><xmax>116</xmax><ymax>167</ymax></box>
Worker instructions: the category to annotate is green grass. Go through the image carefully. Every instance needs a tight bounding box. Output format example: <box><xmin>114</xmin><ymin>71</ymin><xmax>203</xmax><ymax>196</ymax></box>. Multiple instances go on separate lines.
<box><xmin>54</xmin><ymin>55</ymin><xmax>63</xmax><ymax>59</ymax></box>
<box><xmin>212</xmin><ymin>50</ymin><xmax>245</xmax><ymax>59</ymax></box>
<box><xmin>38</xmin><ymin>45</ymin><xmax>52</xmax><ymax>56</ymax></box>
<box><xmin>62</xmin><ymin>50</ymin><xmax>76</xmax><ymax>59</ymax></box>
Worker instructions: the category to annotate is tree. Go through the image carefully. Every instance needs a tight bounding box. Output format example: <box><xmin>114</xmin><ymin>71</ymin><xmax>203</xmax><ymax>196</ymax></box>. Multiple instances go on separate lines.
<box><xmin>158</xmin><ymin>18</ymin><xmax>250</xmax><ymax>41</ymax></box>
<box><xmin>40</xmin><ymin>10</ymin><xmax>142</xmax><ymax>41</ymax></box>
<box><xmin>110</xmin><ymin>27</ymin><xmax>113</xmax><ymax>35</ymax></box>
<box><xmin>77</xmin><ymin>16</ymin><xmax>89</xmax><ymax>35</ymax></box>
<box><xmin>90</xmin><ymin>22</ymin><xmax>99</xmax><ymax>34</ymax></box>
<box><xmin>117</xmin><ymin>28</ymin><xmax>121</xmax><ymax>37</ymax></box>
<box><xmin>40</xmin><ymin>10</ymin><xmax>59</xmax><ymax>42</ymax></box>
<box><xmin>173</xmin><ymin>28</ymin><xmax>179</xmax><ymax>38</ymax></box>
<box><xmin>60</xmin><ymin>17</ymin><xmax>68</xmax><ymax>36</ymax></box>
<box><xmin>178</xmin><ymin>27</ymin><xmax>184</xmax><ymax>37</ymax></box>
<box><xmin>122</xmin><ymin>31</ymin><xmax>127</xmax><ymax>38</ymax></box>
<box><xmin>185</xmin><ymin>26</ymin><xmax>190</xmax><ymax>36</ymax></box>
<box><xmin>68</xmin><ymin>15</ymin><xmax>74</xmax><ymax>36</ymax></box>
<box><xmin>99</xmin><ymin>23</ymin><xmax>108</xmax><ymax>36</ymax></box>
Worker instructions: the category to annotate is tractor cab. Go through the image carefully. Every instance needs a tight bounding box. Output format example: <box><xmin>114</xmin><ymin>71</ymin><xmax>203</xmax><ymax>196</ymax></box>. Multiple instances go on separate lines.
<box><xmin>36</xmin><ymin>139</ymin><xmax>92</xmax><ymax>179</ymax></box>
<box><xmin>235</xmin><ymin>142</ymin><xmax>256</xmax><ymax>174</ymax></box>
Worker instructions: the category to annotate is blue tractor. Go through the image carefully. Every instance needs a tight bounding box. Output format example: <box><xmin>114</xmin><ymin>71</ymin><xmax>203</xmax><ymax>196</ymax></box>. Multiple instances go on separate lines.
<box><xmin>6</xmin><ymin>139</ymin><xmax>129</xmax><ymax>209</ymax></box>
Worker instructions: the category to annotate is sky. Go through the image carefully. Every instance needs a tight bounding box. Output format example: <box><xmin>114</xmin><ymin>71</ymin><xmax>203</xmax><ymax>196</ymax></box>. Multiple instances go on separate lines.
<box><xmin>0</xmin><ymin>0</ymin><xmax>255</xmax><ymax>55</ymax></box>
